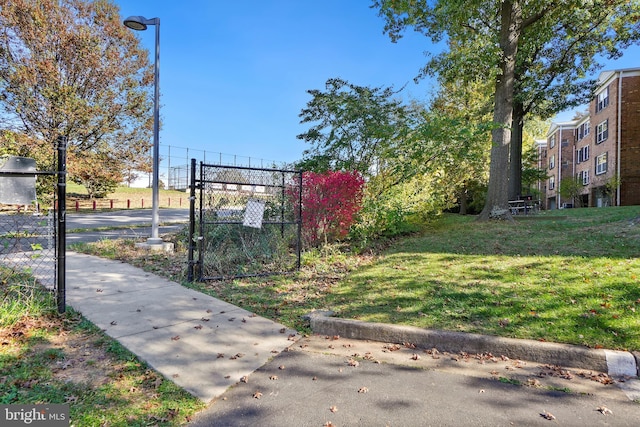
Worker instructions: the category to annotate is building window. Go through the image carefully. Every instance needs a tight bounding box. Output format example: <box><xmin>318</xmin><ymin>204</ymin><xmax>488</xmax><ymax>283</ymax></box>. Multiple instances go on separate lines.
<box><xmin>596</xmin><ymin>87</ymin><xmax>609</xmax><ymax>112</ymax></box>
<box><xmin>576</xmin><ymin>146</ymin><xmax>589</xmax><ymax>164</ymax></box>
<box><xmin>577</xmin><ymin>122</ymin><xmax>590</xmax><ymax>140</ymax></box>
<box><xmin>549</xmin><ymin>135</ymin><xmax>556</xmax><ymax>148</ymax></box>
<box><xmin>581</xmin><ymin>170</ymin><xmax>590</xmax><ymax>185</ymax></box>
<box><xmin>595</xmin><ymin>152</ymin><xmax>608</xmax><ymax>175</ymax></box>
<box><xmin>596</xmin><ymin>120</ymin><xmax>608</xmax><ymax>144</ymax></box>
<box><xmin>580</xmin><ymin>122</ymin><xmax>590</xmax><ymax>139</ymax></box>
<box><xmin>549</xmin><ymin>175</ymin><xmax>555</xmax><ymax>190</ymax></box>
<box><xmin>549</xmin><ymin>155</ymin><xmax>555</xmax><ymax>170</ymax></box>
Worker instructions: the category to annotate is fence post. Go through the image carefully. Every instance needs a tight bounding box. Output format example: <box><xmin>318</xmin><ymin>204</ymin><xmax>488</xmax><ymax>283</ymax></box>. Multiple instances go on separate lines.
<box><xmin>187</xmin><ymin>158</ymin><xmax>196</xmax><ymax>281</ymax></box>
<box><xmin>296</xmin><ymin>170</ymin><xmax>302</xmax><ymax>269</ymax></box>
<box><xmin>56</xmin><ymin>136</ymin><xmax>67</xmax><ymax>314</ymax></box>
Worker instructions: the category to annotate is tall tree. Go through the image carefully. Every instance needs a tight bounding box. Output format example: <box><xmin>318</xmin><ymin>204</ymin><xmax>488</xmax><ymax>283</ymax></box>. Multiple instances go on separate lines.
<box><xmin>296</xmin><ymin>78</ymin><xmax>409</xmax><ymax>175</ymax></box>
<box><xmin>0</xmin><ymin>0</ymin><xmax>153</xmax><ymax>191</ymax></box>
<box><xmin>374</xmin><ymin>0</ymin><xmax>640</xmax><ymax>219</ymax></box>
<box><xmin>509</xmin><ymin>3</ymin><xmax>640</xmax><ymax>199</ymax></box>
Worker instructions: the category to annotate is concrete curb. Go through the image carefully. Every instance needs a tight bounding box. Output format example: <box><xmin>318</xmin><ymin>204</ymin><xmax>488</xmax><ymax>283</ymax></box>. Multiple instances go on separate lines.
<box><xmin>307</xmin><ymin>312</ymin><xmax>639</xmax><ymax>378</ymax></box>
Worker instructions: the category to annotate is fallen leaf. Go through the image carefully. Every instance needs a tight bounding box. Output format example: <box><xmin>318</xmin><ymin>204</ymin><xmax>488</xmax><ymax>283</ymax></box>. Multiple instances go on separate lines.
<box><xmin>597</xmin><ymin>406</ymin><xmax>613</xmax><ymax>415</ymax></box>
<box><xmin>526</xmin><ymin>379</ymin><xmax>541</xmax><ymax>387</ymax></box>
<box><xmin>240</xmin><ymin>376</ymin><xmax>248</xmax><ymax>383</ymax></box>
<box><xmin>348</xmin><ymin>359</ymin><xmax>359</xmax><ymax>367</ymax></box>
<box><xmin>330</xmin><ymin>405</ymin><xmax>338</xmax><ymax>413</ymax></box>
<box><xmin>253</xmin><ymin>391</ymin><xmax>262</xmax><ymax>399</ymax></box>
<box><xmin>540</xmin><ymin>411</ymin><xmax>556</xmax><ymax>420</ymax></box>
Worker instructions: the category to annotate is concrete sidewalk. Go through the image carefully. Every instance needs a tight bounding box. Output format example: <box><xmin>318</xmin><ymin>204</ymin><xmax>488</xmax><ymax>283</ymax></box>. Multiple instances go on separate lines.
<box><xmin>65</xmin><ymin>252</ymin><xmax>297</xmax><ymax>402</ymax></box>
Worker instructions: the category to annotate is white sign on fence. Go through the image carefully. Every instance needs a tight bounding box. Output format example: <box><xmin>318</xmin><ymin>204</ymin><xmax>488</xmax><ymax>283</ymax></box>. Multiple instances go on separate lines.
<box><xmin>243</xmin><ymin>198</ymin><xmax>265</xmax><ymax>229</ymax></box>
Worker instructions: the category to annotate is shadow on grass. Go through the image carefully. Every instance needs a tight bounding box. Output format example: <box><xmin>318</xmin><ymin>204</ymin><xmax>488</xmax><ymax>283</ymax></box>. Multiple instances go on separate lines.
<box><xmin>322</xmin><ymin>207</ymin><xmax>640</xmax><ymax>351</ymax></box>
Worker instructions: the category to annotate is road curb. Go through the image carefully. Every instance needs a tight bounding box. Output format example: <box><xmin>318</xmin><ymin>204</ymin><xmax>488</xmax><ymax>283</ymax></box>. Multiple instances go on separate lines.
<box><xmin>306</xmin><ymin>312</ymin><xmax>638</xmax><ymax>378</ymax></box>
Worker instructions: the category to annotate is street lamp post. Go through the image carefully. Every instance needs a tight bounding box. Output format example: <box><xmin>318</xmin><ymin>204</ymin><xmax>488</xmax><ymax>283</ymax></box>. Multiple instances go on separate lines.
<box><xmin>124</xmin><ymin>15</ymin><xmax>162</xmax><ymax>246</ymax></box>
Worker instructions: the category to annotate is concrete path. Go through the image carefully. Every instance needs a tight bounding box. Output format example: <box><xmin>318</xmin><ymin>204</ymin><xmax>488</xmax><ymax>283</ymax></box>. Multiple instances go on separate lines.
<box><xmin>65</xmin><ymin>252</ymin><xmax>297</xmax><ymax>402</ymax></box>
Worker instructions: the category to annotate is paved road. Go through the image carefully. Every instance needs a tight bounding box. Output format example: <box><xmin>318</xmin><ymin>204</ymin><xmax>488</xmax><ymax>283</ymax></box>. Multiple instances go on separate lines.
<box><xmin>65</xmin><ymin>208</ymin><xmax>189</xmax><ymax>244</ymax></box>
<box><xmin>188</xmin><ymin>335</ymin><xmax>640</xmax><ymax>426</ymax></box>
<box><xmin>66</xmin><ymin>208</ymin><xmax>189</xmax><ymax>229</ymax></box>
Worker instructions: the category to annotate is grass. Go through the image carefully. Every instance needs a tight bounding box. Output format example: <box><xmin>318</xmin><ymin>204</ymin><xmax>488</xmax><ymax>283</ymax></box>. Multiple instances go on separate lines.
<box><xmin>0</xmin><ymin>268</ymin><xmax>204</xmax><ymax>425</ymax></box>
<box><xmin>71</xmin><ymin>205</ymin><xmax>640</xmax><ymax>351</ymax></box>
<box><xmin>320</xmin><ymin>207</ymin><xmax>640</xmax><ymax>351</ymax></box>
<box><xmin>66</xmin><ymin>183</ymin><xmax>189</xmax><ymax>211</ymax></box>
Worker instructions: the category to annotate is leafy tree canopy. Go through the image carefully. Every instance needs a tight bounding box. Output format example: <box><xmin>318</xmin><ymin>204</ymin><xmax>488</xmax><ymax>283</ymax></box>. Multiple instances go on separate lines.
<box><xmin>0</xmin><ymin>0</ymin><xmax>154</xmax><ymax>196</ymax></box>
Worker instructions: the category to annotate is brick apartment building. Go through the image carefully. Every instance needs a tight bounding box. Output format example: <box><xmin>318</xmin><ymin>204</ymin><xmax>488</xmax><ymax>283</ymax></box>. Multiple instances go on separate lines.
<box><xmin>540</xmin><ymin>67</ymin><xmax>640</xmax><ymax>210</ymax></box>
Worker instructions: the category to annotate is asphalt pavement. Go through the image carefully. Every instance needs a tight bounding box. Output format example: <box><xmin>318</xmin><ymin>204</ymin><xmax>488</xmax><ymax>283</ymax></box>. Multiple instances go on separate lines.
<box><xmin>66</xmin><ymin>208</ymin><xmax>189</xmax><ymax>244</ymax></box>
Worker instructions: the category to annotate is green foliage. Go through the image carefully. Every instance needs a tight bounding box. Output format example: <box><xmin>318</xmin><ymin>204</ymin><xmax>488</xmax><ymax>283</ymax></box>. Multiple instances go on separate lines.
<box><xmin>559</xmin><ymin>176</ymin><xmax>584</xmax><ymax>207</ymax></box>
<box><xmin>1</xmin><ymin>267</ymin><xmax>56</xmax><ymax>327</ymax></box>
<box><xmin>297</xmin><ymin>77</ymin><xmax>410</xmax><ymax>175</ymax></box>
<box><xmin>373</xmin><ymin>0</ymin><xmax>640</xmax><ymax>218</ymax></box>
<box><xmin>199</xmin><ymin>223</ymin><xmax>297</xmax><ymax>278</ymax></box>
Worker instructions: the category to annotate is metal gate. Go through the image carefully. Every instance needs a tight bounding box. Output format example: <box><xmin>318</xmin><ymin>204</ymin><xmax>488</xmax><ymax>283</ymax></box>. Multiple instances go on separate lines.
<box><xmin>0</xmin><ymin>137</ymin><xmax>67</xmax><ymax>313</ymax></box>
<box><xmin>187</xmin><ymin>159</ymin><xmax>302</xmax><ymax>281</ymax></box>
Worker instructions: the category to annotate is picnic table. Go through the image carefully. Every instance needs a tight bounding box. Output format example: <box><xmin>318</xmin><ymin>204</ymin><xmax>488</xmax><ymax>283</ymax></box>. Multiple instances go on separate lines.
<box><xmin>508</xmin><ymin>199</ymin><xmax>538</xmax><ymax>215</ymax></box>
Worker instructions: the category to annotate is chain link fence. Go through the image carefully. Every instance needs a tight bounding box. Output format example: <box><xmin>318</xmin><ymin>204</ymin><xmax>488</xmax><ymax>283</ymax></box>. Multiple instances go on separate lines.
<box><xmin>0</xmin><ymin>210</ymin><xmax>56</xmax><ymax>290</ymax></box>
<box><xmin>1</xmin><ymin>139</ymin><xmax>67</xmax><ymax>313</ymax></box>
<box><xmin>188</xmin><ymin>160</ymin><xmax>302</xmax><ymax>280</ymax></box>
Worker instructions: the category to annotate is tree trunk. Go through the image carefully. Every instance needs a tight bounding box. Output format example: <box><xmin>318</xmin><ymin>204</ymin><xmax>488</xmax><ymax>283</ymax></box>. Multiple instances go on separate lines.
<box><xmin>459</xmin><ymin>187</ymin><xmax>468</xmax><ymax>215</ymax></box>
<box><xmin>478</xmin><ymin>0</ymin><xmax>521</xmax><ymax>221</ymax></box>
<box><xmin>508</xmin><ymin>101</ymin><xmax>524</xmax><ymax>200</ymax></box>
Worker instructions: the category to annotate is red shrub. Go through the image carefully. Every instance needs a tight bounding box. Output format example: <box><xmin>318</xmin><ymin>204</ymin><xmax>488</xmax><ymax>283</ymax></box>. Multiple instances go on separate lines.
<box><xmin>293</xmin><ymin>170</ymin><xmax>365</xmax><ymax>247</ymax></box>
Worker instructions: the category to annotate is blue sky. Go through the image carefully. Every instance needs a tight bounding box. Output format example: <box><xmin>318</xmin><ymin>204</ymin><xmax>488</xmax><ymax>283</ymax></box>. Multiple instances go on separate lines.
<box><xmin>116</xmin><ymin>1</ymin><xmax>640</xmax><ymax>171</ymax></box>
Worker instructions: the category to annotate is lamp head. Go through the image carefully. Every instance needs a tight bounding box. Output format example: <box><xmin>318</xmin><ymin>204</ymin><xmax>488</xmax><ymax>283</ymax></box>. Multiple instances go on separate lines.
<box><xmin>124</xmin><ymin>15</ymin><xmax>153</xmax><ymax>31</ymax></box>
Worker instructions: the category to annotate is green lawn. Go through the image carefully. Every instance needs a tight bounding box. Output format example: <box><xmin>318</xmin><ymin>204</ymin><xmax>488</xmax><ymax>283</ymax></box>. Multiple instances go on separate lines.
<box><xmin>320</xmin><ymin>207</ymin><xmax>640</xmax><ymax>351</ymax></box>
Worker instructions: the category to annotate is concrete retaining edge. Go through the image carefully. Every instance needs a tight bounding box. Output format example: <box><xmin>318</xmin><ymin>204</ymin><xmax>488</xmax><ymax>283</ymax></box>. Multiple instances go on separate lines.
<box><xmin>307</xmin><ymin>312</ymin><xmax>639</xmax><ymax>378</ymax></box>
